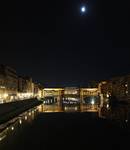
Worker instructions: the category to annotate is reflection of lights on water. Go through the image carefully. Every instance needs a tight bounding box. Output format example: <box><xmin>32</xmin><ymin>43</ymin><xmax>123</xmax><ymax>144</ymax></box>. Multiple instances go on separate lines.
<box><xmin>25</xmin><ymin>116</ymin><xmax>27</xmax><ymax>120</ymax></box>
<box><xmin>0</xmin><ymin>137</ymin><xmax>2</xmax><ymax>141</ymax></box>
<box><xmin>0</xmin><ymin>135</ymin><xmax>6</xmax><ymax>141</ymax></box>
<box><xmin>64</xmin><ymin>107</ymin><xmax>67</xmax><ymax>110</ymax></box>
<box><xmin>38</xmin><ymin>105</ymin><xmax>43</xmax><ymax>112</ymax></box>
<box><xmin>106</xmin><ymin>104</ymin><xmax>109</xmax><ymax>108</ymax></box>
<box><xmin>19</xmin><ymin>119</ymin><xmax>22</xmax><ymax>124</ymax></box>
<box><xmin>11</xmin><ymin>126</ymin><xmax>14</xmax><ymax>130</ymax></box>
<box><xmin>29</xmin><ymin>112</ymin><xmax>31</xmax><ymax>116</ymax></box>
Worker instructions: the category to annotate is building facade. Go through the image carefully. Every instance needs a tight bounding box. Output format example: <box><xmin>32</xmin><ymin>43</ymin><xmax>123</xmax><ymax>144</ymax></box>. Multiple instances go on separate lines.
<box><xmin>0</xmin><ymin>65</ymin><xmax>18</xmax><ymax>103</ymax></box>
<box><xmin>18</xmin><ymin>76</ymin><xmax>34</xmax><ymax>100</ymax></box>
<box><xmin>99</xmin><ymin>75</ymin><xmax>130</xmax><ymax>103</ymax></box>
<box><xmin>63</xmin><ymin>87</ymin><xmax>80</xmax><ymax>101</ymax></box>
<box><xmin>0</xmin><ymin>65</ymin><xmax>6</xmax><ymax>103</ymax></box>
<box><xmin>0</xmin><ymin>64</ymin><xmax>44</xmax><ymax>103</ymax></box>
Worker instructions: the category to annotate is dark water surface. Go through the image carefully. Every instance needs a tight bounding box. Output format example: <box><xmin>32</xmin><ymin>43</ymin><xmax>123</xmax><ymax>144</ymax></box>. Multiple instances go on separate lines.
<box><xmin>0</xmin><ymin>105</ymin><xmax>130</xmax><ymax>150</ymax></box>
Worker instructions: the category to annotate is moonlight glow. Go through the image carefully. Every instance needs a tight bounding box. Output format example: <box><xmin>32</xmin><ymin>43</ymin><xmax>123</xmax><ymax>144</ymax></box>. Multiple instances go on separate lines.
<box><xmin>81</xmin><ymin>6</ymin><xmax>86</xmax><ymax>13</ymax></box>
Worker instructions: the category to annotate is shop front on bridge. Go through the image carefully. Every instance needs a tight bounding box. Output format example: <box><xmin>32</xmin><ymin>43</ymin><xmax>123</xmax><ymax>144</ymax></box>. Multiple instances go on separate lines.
<box><xmin>42</xmin><ymin>87</ymin><xmax>101</xmax><ymax>112</ymax></box>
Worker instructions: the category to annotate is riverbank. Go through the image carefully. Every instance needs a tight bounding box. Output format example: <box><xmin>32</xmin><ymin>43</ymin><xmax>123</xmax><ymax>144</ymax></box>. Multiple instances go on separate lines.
<box><xmin>0</xmin><ymin>99</ymin><xmax>42</xmax><ymax>125</ymax></box>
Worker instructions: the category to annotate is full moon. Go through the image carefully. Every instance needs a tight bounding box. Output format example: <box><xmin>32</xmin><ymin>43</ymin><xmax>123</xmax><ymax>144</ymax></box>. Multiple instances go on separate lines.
<box><xmin>81</xmin><ymin>6</ymin><xmax>86</xmax><ymax>13</ymax></box>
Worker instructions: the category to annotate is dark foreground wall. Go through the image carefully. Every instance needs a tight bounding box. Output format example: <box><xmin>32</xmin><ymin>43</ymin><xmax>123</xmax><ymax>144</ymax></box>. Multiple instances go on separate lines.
<box><xmin>0</xmin><ymin>99</ymin><xmax>42</xmax><ymax>125</ymax></box>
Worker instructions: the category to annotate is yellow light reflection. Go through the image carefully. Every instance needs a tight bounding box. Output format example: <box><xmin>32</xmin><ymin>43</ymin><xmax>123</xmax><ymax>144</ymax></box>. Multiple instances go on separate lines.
<box><xmin>11</xmin><ymin>126</ymin><xmax>14</xmax><ymax>130</ymax></box>
<box><xmin>19</xmin><ymin>119</ymin><xmax>22</xmax><ymax>124</ymax></box>
<box><xmin>25</xmin><ymin>116</ymin><xmax>27</xmax><ymax>120</ymax></box>
<box><xmin>29</xmin><ymin>112</ymin><xmax>31</xmax><ymax>116</ymax></box>
<box><xmin>0</xmin><ymin>135</ymin><xmax>6</xmax><ymax>142</ymax></box>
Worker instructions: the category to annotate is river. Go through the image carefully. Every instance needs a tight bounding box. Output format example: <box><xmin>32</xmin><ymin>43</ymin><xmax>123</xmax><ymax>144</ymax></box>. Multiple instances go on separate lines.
<box><xmin>0</xmin><ymin>104</ymin><xmax>130</xmax><ymax>149</ymax></box>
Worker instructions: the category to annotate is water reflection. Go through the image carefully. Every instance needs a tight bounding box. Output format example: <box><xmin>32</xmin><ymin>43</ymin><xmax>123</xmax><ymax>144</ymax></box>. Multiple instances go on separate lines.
<box><xmin>0</xmin><ymin>107</ymin><xmax>38</xmax><ymax>143</ymax></box>
<box><xmin>19</xmin><ymin>119</ymin><xmax>22</xmax><ymax>125</ymax></box>
<box><xmin>41</xmin><ymin>104</ymin><xmax>62</xmax><ymax>112</ymax></box>
<box><xmin>1</xmin><ymin>102</ymin><xmax>130</xmax><ymax>144</ymax></box>
<box><xmin>11</xmin><ymin>126</ymin><xmax>14</xmax><ymax>131</ymax></box>
<box><xmin>40</xmin><ymin>103</ymin><xmax>99</xmax><ymax>113</ymax></box>
<box><xmin>99</xmin><ymin>103</ymin><xmax>130</xmax><ymax>129</ymax></box>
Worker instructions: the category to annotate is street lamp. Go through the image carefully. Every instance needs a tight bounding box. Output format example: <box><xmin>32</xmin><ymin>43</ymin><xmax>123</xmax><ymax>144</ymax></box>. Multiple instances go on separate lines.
<box><xmin>91</xmin><ymin>99</ymin><xmax>95</xmax><ymax>105</ymax></box>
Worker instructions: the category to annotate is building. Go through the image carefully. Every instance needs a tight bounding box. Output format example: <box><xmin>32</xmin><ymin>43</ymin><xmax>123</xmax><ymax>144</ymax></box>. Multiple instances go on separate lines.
<box><xmin>36</xmin><ymin>83</ymin><xmax>44</xmax><ymax>99</ymax></box>
<box><xmin>0</xmin><ymin>64</ymin><xmax>45</xmax><ymax>103</ymax></box>
<box><xmin>43</xmin><ymin>88</ymin><xmax>64</xmax><ymax>105</ymax></box>
<box><xmin>18</xmin><ymin>76</ymin><xmax>34</xmax><ymax>99</ymax></box>
<box><xmin>80</xmin><ymin>88</ymin><xmax>100</xmax><ymax>102</ymax></box>
<box><xmin>80</xmin><ymin>88</ymin><xmax>100</xmax><ymax>111</ymax></box>
<box><xmin>0</xmin><ymin>64</ymin><xmax>18</xmax><ymax>103</ymax></box>
<box><xmin>110</xmin><ymin>75</ymin><xmax>130</xmax><ymax>101</ymax></box>
<box><xmin>34</xmin><ymin>83</ymin><xmax>44</xmax><ymax>99</ymax></box>
<box><xmin>63</xmin><ymin>87</ymin><xmax>80</xmax><ymax>101</ymax></box>
<box><xmin>0</xmin><ymin>65</ymin><xmax>6</xmax><ymax>103</ymax></box>
<box><xmin>42</xmin><ymin>87</ymin><xmax>100</xmax><ymax>111</ymax></box>
<box><xmin>99</xmin><ymin>81</ymin><xmax>112</xmax><ymax>98</ymax></box>
<box><xmin>128</xmin><ymin>75</ymin><xmax>130</xmax><ymax>98</ymax></box>
<box><xmin>99</xmin><ymin>75</ymin><xmax>130</xmax><ymax>103</ymax></box>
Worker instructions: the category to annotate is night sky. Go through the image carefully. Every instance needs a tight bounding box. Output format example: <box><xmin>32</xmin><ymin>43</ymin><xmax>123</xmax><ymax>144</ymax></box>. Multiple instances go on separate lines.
<box><xmin>0</xmin><ymin>0</ymin><xmax>130</xmax><ymax>87</ymax></box>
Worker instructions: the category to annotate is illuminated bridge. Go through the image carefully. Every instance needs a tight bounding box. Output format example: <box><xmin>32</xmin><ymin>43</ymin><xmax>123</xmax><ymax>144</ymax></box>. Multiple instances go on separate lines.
<box><xmin>42</xmin><ymin>87</ymin><xmax>102</xmax><ymax>112</ymax></box>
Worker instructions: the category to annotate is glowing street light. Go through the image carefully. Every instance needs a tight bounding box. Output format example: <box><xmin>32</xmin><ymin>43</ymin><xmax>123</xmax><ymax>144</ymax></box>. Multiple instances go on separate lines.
<box><xmin>91</xmin><ymin>99</ymin><xmax>95</xmax><ymax>105</ymax></box>
<box><xmin>106</xmin><ymin>104</ymin><xmax>109</xmax><ymax>108</ymax></box>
